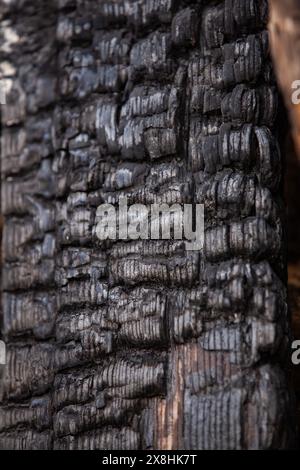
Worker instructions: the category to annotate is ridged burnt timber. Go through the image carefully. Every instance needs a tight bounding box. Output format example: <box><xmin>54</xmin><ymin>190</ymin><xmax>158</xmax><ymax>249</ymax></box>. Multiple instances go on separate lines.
<box><xmin>0</xmin><ymin>0</ymin><xmax>297</xmax><ymax>450</ymax></box>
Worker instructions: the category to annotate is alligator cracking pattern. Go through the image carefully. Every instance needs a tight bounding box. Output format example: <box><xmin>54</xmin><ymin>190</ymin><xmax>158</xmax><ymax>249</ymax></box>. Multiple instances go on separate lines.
<box><xmin>0</xmin><ymin>0</ymin><xmax>296</xmax><ymax>449</ymax></box>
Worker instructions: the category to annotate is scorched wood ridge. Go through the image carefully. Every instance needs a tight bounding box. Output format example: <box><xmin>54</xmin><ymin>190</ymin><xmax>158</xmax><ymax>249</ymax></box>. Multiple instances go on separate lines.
<box><xmin>0</xmin><ymin>0</ymin><xmax>296</xmax><ymax>450</ymax></box>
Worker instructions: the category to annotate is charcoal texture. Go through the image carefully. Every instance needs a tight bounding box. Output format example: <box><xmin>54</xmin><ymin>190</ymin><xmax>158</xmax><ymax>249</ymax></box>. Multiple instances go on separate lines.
<box><xmin>0</xmin><ymin>0</ymin><xmax>296</xmax><ymax>449</ymax></box>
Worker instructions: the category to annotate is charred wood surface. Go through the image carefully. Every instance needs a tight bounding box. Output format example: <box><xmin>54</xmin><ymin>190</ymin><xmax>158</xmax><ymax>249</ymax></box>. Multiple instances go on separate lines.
<box><xmin>0</xmin><ymin>0</ymin><xmax>296</xmax><ymax>449</ymax></box>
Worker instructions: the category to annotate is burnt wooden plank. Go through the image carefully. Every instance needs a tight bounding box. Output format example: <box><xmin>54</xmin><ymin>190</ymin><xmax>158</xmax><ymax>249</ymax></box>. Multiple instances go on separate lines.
<box><xmin>0</xmin><ymin>0</ymin><xmax>296</xmax><ymax>450</ymax></box>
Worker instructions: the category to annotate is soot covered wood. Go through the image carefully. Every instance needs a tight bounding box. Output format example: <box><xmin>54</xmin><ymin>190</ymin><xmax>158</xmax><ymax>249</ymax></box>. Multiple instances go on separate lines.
<box><xmin>0</xmin><ymin>0</ymin><xmax>296</xmax><ymax>450</ymax></box>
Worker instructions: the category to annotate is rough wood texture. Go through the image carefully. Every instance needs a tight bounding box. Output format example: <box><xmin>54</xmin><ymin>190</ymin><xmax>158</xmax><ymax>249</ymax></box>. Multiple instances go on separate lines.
<box><xmin>269</xmin><ymin>0</ymin><xmax>300</xmax><ymax>158</ymax></box>
<box><xmin>0</xmin><ymin>0</ymin><xmax>296</xmax><ymax>450</ymax></box>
